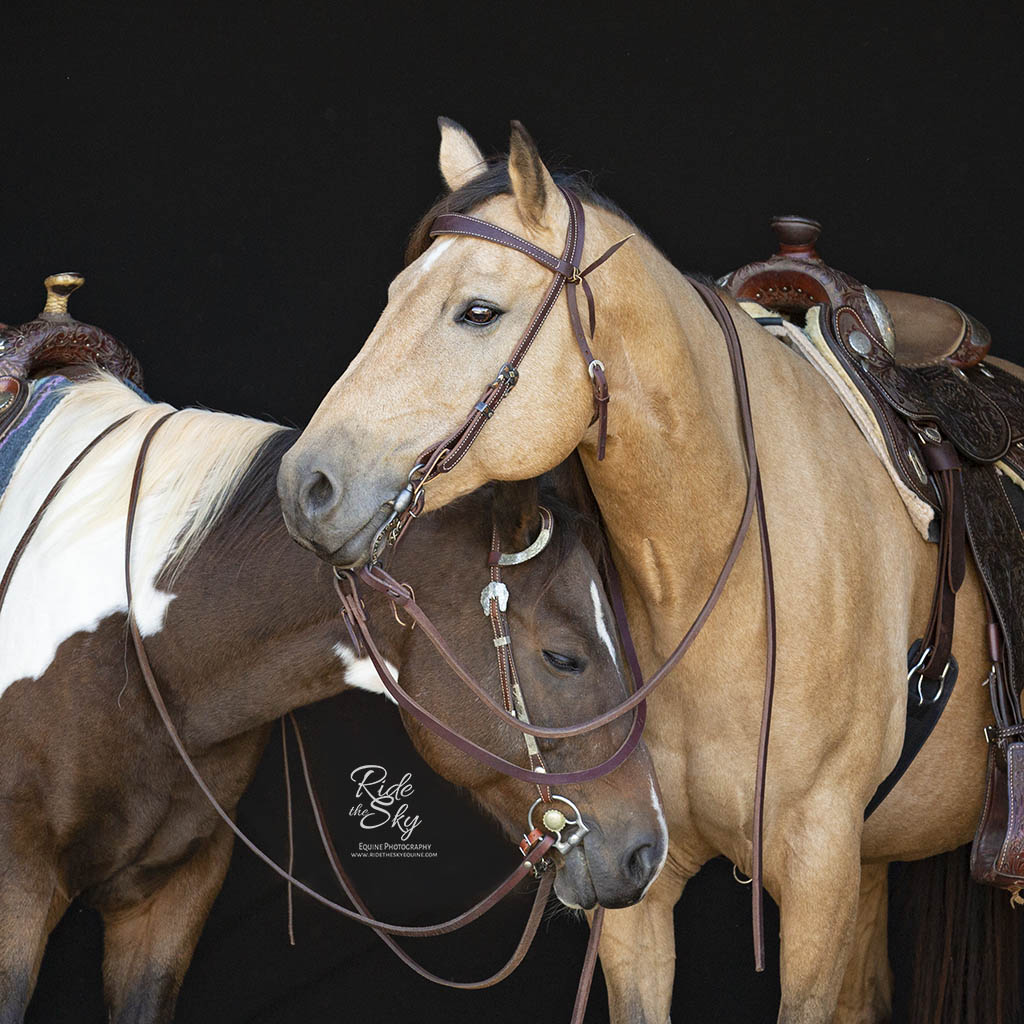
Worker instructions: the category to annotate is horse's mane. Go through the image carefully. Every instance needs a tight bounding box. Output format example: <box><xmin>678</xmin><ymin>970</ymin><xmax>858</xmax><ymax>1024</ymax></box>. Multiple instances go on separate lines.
<box><xmin>44</xmin><ymin>374</ymin><xmax>287</xmax><ymax>584</ymax></box>
<box><xmin>191</xmin><ymin>427</ymin><xmax>298</xmax><ymax>568</ymax></box>
<box><xmin>405</xmin><ymin>158</ymin><xmax>639</xmax><ymax>266</ymax></box>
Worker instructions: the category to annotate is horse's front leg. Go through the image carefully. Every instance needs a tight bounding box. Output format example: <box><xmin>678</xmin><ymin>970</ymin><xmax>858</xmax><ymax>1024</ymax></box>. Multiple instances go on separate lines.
<box><xmin>773</xmin><ymin>802</ymin><xmax>864</xmax><ymax>1024</ymax></box>
<box><xmin>834</xmin><ymin>862</ymin><xmax>892</xmax><ymax>1024</ymax></box>
<box><xmin>0</xmin><ymin>848</ymin><xmax>67</xmax><ymax>1024</ymax></box>
<box><xmin>599</xmin><ymin>852</ymin><xmax>690</xmax><ymax>1024</ymax></box>
<box><xmin>100</xmin><ymin>823</ymin><xmax>234</xmax><ymax>1024</ymax></box>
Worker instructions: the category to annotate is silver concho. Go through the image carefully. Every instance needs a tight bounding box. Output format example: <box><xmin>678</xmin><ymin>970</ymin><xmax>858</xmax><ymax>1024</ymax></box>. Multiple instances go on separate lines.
<box><xmin>863</xmin><ymin>286</ymin><xmax>896</xmax><ymax>355</ymax></box>
<box><xmin>907</xmin><ymin>446</ymin><xmax>927</xmax><ymax>485</ymax></box>
<box><xmin>848</xmin><ymin>330</ymin><xmax>873</xmax><ymax>357</ymax></box>
<box><xmin>480</xmin><ymin>581</ymin><xmax>510</xmax><ymax>615</ymax></box>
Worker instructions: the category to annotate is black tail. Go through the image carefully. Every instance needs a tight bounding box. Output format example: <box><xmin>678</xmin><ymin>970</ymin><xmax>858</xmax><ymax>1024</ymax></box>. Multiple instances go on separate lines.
<box><xmin>889</xmin><ymin>845</ymin><xmax>1023</xmax><ymax>1024</ymax></box>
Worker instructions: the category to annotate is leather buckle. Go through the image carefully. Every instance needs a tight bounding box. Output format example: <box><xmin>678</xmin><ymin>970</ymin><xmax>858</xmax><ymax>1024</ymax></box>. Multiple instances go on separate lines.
<box><xmin>494</xmin><ymin>363</ymin><xmax>519</xmax><ymax>389</ymax></box>
<box><xmin>475</xmin><ymin>365</ymin><xmax>519</xmax><ymax>419</ymax></box>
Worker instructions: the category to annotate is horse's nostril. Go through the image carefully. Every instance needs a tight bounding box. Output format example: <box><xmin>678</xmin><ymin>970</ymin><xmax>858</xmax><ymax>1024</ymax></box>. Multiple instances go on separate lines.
<box><xmin>300</xmin><ymin>469</ymin><xmax>339</xmax><ymax>520</ymax></box>
<box><xmin>627</xmin><ymin>841</ymin><xmax>661</xmax><ymax>888</ymax></box>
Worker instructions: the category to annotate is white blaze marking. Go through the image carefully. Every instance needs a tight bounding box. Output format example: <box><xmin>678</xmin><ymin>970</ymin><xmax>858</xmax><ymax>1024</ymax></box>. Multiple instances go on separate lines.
<box><xmin>334</xmin><ymin>642</ymin><xmax>398</xmax><ymax>705</ymax></box>
<box><xmin>590</xmin><ymin>580</ymin><xmax>618</xmax><ymax>666</ymax></box>
<box><xmin>640</xmin><ymin>778</ymin><xmax>671</xmax><ymax>899</ymax></box>
<box><xmin>411</xmin><ymin>237</ymin><xmax>454</xmax><ymax>280</ymax></box>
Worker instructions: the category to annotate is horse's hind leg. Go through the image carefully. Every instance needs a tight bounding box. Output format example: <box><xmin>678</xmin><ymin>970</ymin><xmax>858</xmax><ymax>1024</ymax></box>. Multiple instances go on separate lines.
<box><xmin>834</xmin><ymin>862</ymin><xmax>892</xmax><ymax>1024</ymax></box>
<box><xmin>101</xmin><ymin>824</ymin><xmax>233</xmax><ymax>1024</ymax></box>
<box><xmin>0</xmin><ymin>860</ymin><xmax>68</xmax><ymax>1024</ymax></box>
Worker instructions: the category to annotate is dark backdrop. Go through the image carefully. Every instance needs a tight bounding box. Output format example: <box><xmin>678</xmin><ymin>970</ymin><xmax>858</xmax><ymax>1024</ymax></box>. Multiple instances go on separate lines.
<box><xmin>3</xmin><ymin>3</ymin><xmax>1020</xmax><ymax>1022</ymax></box>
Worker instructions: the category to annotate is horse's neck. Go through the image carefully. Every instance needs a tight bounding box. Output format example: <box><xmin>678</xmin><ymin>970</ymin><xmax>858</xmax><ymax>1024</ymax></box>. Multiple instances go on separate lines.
<box><xmin>581</xmin><ymin>246</ymin><xmax>755</xmax><ymax>636</ymax></box>
<box><xmin>160</xmin><ymin>481</ymin><xmax>405</xmax><ymax>748</ymax></box>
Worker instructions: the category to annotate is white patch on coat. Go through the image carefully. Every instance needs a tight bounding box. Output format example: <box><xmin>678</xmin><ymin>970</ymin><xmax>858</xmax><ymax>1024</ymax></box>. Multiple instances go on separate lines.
<box><xmin>0</xmin><ymin>374</ymin><xmax>282</xmax><ymax>697</ymax></box>
<box><xmin>335</xmin><ymin>641</ymin><xmax>398</xmax><ymax>705</ymax></box>
<box><xmin>589</xmin><ymin>580</ymin><xmax>618</xmax><ymax>666</ymax></box>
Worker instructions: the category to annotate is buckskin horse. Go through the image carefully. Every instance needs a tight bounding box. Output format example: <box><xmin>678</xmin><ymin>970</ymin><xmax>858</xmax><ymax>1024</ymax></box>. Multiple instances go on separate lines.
<box><xmin>0</xmin><ymin>361</ymin><xmax>665</xmax><ymax>1023</ymax></box>
<box><xmin>276</xmin><ymin>120</ymin><xmax>1023</xmax><ymax>1023</ymax></box>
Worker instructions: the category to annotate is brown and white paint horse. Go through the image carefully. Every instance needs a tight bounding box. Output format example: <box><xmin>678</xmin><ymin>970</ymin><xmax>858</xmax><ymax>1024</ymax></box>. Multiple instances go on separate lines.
<box><xmin>276</xmin><ymin>121</ymin><xmax>1022</xmax><ymax>1023</ymax></box>
<box><xmin>0</xmin><ymin>373</ymin><xmax>665</xmax><ymax>1024</ymax></box>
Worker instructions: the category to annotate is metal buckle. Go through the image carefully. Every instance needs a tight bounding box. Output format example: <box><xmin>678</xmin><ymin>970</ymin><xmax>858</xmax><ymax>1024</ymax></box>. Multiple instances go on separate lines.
<box><xmin>493</xmin><ymin>363</ymin><xmax>519</xmax><ymax>389</ymax></box>
<box><xmin>915</xmin><ymin>425</ymin><xmax>942</xmax><ymax>446</ymax></box>
<box><xmin>908</xmin><ymin>647</ymin><xmax>950</xmax><ymax>706</ymax></box>
<box><xmin>587</xmin><ymin>358</ymin><xmax>605</xmax><ymax>380</ymax></box>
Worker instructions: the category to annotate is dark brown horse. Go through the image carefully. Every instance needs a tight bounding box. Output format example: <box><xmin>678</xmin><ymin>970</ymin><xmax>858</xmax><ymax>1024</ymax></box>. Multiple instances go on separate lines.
<box><xmin>0</xmin><ymin>373</ymin><xmax>665</xmax><ymax>1023</ymax></box>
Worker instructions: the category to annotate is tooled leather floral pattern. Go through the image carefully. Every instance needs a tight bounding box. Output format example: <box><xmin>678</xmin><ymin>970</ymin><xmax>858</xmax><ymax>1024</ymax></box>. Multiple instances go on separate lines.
<box><xmin>964</xmin><ymin>464</ymin><xmax>1024</xmax><ymax>700</ymax></box>
<box><xmin>872</xmin><ymin>362</ymin><xmax>1011</xmax><ymax>463</ymax></box>
<box><xmin>0</xmin><ymin>319</ymin><xmax>143</xmax><ymax>387</ymax></box>
<box><xmin>998</xmin><ymin>744</ymin><xmax>1024</xmax><ymax>879</ymax></box>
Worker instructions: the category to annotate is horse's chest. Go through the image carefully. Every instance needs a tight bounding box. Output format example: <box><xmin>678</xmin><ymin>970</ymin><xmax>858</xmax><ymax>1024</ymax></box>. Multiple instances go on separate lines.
<box><xmin>78</xmin><ymin>728</ymin><xmax>268</xmax><ymax>910</ymax></box>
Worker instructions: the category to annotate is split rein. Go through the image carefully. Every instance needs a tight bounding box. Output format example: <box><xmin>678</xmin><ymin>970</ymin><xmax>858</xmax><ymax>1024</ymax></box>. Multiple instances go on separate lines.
<box><xmin>345</xmin><ymin>186</ymin><xmax>778</xmax><ymax>971</ymax></box>
<box><xmin>0</xmin><ymin>188</ymin><xmax>776</xmax><ymax>1016</ymax></box>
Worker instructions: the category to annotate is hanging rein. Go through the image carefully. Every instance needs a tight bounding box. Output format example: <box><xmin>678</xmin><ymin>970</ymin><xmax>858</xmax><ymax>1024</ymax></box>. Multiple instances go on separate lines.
<box><xmin>343</xmin><ymin>185</ymin><xmax>778</xmax><ymax>971</ymax></box>
<box><xmin>0</xmin><ymin>185</ymin><xmax>776</xmax><ymax>1020</ymax></box>
<box><xmin>0</xmin><ymin>405</ymin><xmax>605</xmax><ymax>1021</ymax></box>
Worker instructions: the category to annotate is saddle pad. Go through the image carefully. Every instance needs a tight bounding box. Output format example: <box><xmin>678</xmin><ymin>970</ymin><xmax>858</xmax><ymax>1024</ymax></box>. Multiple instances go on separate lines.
<box><xmin>0</xmin><ymin>375</ymin><xmax>72</xmax><ymax>497</ymax></box>
<box><xmin>740</xmin><ymin>300</ymin><xmax>938</xmax><ymax>538</ymax></box>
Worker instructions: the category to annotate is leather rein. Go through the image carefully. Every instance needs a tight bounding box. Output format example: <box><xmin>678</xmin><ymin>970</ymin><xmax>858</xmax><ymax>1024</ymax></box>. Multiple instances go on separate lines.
<box><xmin>343</xmin><ymin>186</ymin><xmax>778</xmax><ymax>971</ymax></box>
<box><xmin>0</xmin><ymin>407</ymin><xmax>603</xmax><ymax>1019</ymax></box>
<box><xmin>0</xmin><ymin>186</ymin><xmax>776</xmax><ymax>1015</ymax></box>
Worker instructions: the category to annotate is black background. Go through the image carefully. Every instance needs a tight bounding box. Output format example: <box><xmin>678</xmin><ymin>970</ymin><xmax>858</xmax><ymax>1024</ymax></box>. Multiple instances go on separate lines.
<box><xmin>4</xmin><ymin>3</ymin><xmax>1021</xmax><ymax>1022</ymax></box>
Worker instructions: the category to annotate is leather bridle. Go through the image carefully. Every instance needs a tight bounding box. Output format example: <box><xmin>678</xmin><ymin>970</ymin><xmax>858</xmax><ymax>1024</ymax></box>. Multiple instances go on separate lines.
<box><xmin>0</xmin><ymin>183</ymin><xmax>777</xmax><ymax>1018</ymax></box>
<box><xmin>0</xmin><ymin>406</ymin><xmax>605</xmax><ymax>1021</ymax></box>
<box><xmin>345</xmin><ymin>185</ymin><xmax>778</xmax><ymax>971</ymax></box>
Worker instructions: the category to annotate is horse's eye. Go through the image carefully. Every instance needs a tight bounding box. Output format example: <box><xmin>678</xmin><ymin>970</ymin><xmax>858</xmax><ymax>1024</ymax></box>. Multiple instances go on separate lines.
<box><xmin>459</xmin><ymin>302</ymin><xmax>502</xmax><ymax>326</ymax></box>
<box><xmin>542</xmin><ymin>650</ymin><xmax>585</xmax><ymax>674</ymax></box>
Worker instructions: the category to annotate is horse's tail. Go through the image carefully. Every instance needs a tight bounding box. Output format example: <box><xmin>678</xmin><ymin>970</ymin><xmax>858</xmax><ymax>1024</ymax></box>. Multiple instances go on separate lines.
<box><xmin>890</xmin><ymin>844</ymin><xmax>1023</xmax><ymax>1024</ymax></box>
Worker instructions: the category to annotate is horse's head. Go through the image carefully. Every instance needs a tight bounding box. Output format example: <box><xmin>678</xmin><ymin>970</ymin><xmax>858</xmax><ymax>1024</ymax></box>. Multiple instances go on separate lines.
<box><xmin>279</xmin><ymin>119</ymin><xmax>638</xmax><ymax>567</ymax></box>
<box><xmin>380</xmin><ymin>463</ymin><xmax>666</xmax><ymax>910</ymax></box>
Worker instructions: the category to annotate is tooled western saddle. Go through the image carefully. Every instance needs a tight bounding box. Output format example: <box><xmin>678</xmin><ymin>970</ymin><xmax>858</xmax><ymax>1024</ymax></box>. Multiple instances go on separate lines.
<box><xmin>0</xmin><ymin>273</ymin><xmax>143</xmax><ymax>442</ymax></box>
<box><xmin>723</xmin><ymin>218</ymin><xmax>1024</xmax><ymax>899</ymax></box>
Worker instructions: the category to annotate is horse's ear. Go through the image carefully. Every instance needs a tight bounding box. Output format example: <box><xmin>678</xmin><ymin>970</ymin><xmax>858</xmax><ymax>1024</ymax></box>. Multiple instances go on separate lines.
<box><xmin>438</xmin><ymin>117</ymin><xmax>486</xmax><ymax>192</ymax></box>
<box><xmin>492</xmin><ymin>478</ymin><xmax>541</xmax><ymax>550</ymax></box>
<box><xmin>508</xmin><ymin>120</ymin><xmax>559</xmax><ymax>230</ymax></box>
